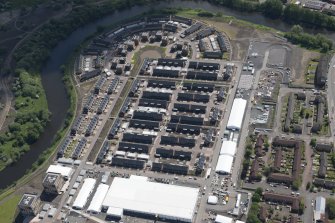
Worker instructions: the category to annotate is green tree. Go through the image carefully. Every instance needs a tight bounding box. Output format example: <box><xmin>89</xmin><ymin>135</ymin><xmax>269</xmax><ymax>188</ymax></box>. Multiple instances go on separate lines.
<box><xmin>292</xmin><ymin>178</ymin><xmax>301</xmax><ymax>190</ymax></box>
<box><xmin>310</xmin><ymin>138</ymin><xmax>317</xmax><ymax>147</ymax></box>
<box><xmin>255</xmin><ymin>187</ymin><xmax>263</xmax><ymax>196</ymax></box>
<box><xmin>252</xmin><ymin>193</ymin><xmax>261</xmax><ymax>202</ymax></box>
<box><xmin>261</xmin><ymin>0</ymin><xmax>283</xmax><ymax>19</ymax></box>
<box><xmin>299</xmin><ymin>199</ymin><xmax>305</xmax><ymax>215</ymax></box>
<box><xmin>327</xmin><ymin>199</ymin><xmax>335</xmax><ymax>219</ymax></box>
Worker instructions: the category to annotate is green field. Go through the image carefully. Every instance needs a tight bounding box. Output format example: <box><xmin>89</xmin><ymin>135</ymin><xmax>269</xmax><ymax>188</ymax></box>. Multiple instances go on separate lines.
<box><xmin>0</xmin><ymin>195</ymin><xmax>20</xmax><ymax>223</ymax></box>
<box><xmin>0</xmin><ymin>70</ymin><xmax>49</xmax><ymax>171</ymax></box>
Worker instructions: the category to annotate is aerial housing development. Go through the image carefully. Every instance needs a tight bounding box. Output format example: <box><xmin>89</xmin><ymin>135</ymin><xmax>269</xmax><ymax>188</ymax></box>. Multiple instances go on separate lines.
<box><xmin>10</xmin><ymin>9</ymin><xmax>335</xmax><ymax>223</ymax></box>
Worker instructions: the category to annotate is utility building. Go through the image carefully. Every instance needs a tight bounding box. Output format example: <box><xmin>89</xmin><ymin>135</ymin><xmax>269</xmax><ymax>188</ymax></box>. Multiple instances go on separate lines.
<box><xmin>102</xmin><ymin>176</ymin><xmax>199</xmax><ymax>222</ymax></box>
<box><xmin>227</xmin><ymin>98</ymin><xmax>247</xmax><ymax>130</ymax></box>
<box><xmin>72</xmin><ymin>178</ymin><xmax>96</xmax><ymax>210</ymax></box>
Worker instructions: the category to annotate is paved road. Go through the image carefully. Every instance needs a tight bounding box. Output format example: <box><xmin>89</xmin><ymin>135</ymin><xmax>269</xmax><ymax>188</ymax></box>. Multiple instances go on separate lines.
<box><xmin>52</xmin><ymin>79</ymin><xmax>127</xmax><ymax>222</ymax></box>
<box><xmin>195</xmin><ymin>40</ymin><xmax>269</xmax><ymax>222</ymax></box>
<box><xmin>327</xmin><ymin>54</ymin><xmax>335</xmax><ymax>140</ymax></box>
<box><xmin>195</xmin><ymin>63</ymin><xmax>242</xmax><ymax>222</ymax></box>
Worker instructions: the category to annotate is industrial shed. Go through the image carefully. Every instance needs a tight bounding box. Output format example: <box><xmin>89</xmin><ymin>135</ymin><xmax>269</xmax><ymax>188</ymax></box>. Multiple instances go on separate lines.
<box><xmin>87</xmin><ymin>184</ymin><xmax>110</xmax><ymax>214</ymax></box>
<box><xmin>107</xmin><ymin>206</ymin><xmax>123</xmax><ymax>219</ymax></box>
<box><xmin>219</xmin><ymin>141</ymin><xmax>237</xmax><ymax>157</ymax></box>
<box><xmin>215</xmin><ymin>155</ymin><xmax>234</xmax><ymax>174</ymax></box>
<box><xmin>72</xmin><ymin>178</ymin><xmax>96</xmax><ymax>210</ymax></box>
<box><xmin>215</xmin><ymin>215</ymin><xmax>233</xmax><ymax>223</ymax></box>
<box><xmin>227</xmin><ymin>98</ymin><xmax>247</xmax><ymax>130</ymax></box>
<box><xmin>46</xmin><ymin>165</ymin><xmax>73</xmax><ymax>179</ymax></box>
<box><xmin>102</xmin><ymin>176</ymin><xmax>199</xmax><ymax>222</ymax></box>
<box><xmin>314</xmin><ymin>196</ymin><xmax>326</xmax><ymax>222</ymax></box>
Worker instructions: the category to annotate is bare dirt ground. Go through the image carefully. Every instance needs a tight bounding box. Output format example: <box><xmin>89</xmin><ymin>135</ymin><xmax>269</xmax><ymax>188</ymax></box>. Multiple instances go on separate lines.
<box><xmin>198</xmin><ymin>17</ymin><xmax>282</xmax><ymax>61</ymax></box>
<box><xmin>290</xmin><ymin>47</ymin><xmax>320</xmax><ymax>85</ymax></box>
<box><xmin>140</xmin><ymin>50</ymin><xmax>162</xmax><ymax>60</ymax></box>
<box><xmin>199</xmin><ymin>16</ymin><xmax>320</xmax><ymax>87</ymax></box>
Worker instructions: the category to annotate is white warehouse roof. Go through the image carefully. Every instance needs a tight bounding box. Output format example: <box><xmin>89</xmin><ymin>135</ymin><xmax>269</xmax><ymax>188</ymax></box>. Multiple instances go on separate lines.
<box><xmin>46</xmin><ymin>165</ymin><xmax>73</xmax><ymax>178</ymax></box>
<box><xmin>219</xmin><ymin>141</ymin><xmax>237</xmax><ymax>157</ymax></box>
<box><xmin>207</xmin><ymin>195</ymin><xmax>218</xmax><ymax>205</ymax></box>
<box><xmin>215</xmin><ymin>155</ymin><xmax>234</xmax><ymax>174</ymax></box>
<box><xmin>102</xmin><ymin>176</ymin><xmax>199</xmax><ymax>222</ymax></box>
<box><xmin>315</xmin><ymin>196</ymin><xmax>326</xmax><ymax>222</ymax></box>
<box><xmin>107</xmin><ymin>207</ymin><xmax>123</xmax><ymax>218</ymax></box>
<box><xmin>215</xmin><ymin>215</ymin><xmax>233</xmax><ymax>223</ymax></box>
<box><xmin>87</xmin><ymin>184</ymin><xmax>109</xmax><ymax>214</ymax></box>
<box><xmin>236</xmin><ymin>221</ymin><xmax>245</xmax><ymax>223</ymax></box>
<box><xmin>227</xmin><ymin>98</ymin><xmax>247</xmax><ymax>130</ymax></box>
<box><xmin>72</xmin><ymin>178</ymin><xmax>96</xmax><ymax>210</ymax></box>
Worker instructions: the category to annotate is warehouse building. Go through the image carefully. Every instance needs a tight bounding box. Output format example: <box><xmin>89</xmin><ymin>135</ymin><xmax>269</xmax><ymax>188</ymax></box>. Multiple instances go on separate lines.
<box><xmin>227</xmin><ymin>98</ymin><xmax>247</xmax><ymax>130</ymax></box>
<box><xmin>46</xmin><ymin>165</ymin><xmax>73</xmax><ymax>180</ymax></box>
<box><xmin>102</xmin><ymin>176</ymin><xmax>199</xmax><ymax>222</ymax></box>
<box><xmin>314</xmin><ymin>196</ymin><xmax>326</xmax><ymax>223</ymax></box>
<box><xmin>215</xmin><ymin>155</ymin><xmax>234</xmax><ymax>174</ymax></box>
<box><xmin>219</xmin><ymin>141</ymin><xmax>237</xmax><ymax>157</ymax></box>
<box><xmin>215</xmin><ymin>215</ymin><xmax>233</xmax><ymax>223</ymax></box>
<box><xmin>73</xmin><ymin>178</ymin><xmax>96</xmax><ymax>210</ymax></box>
<box><xmin>87</xmin><ymin>184</ymin><xmax>110</xmax><ymax>214</ymax></box>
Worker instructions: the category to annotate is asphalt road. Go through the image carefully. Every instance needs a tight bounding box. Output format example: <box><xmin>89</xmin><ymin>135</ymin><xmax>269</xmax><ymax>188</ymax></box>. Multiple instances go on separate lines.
<box><xmin>52</xmin><ymin>79</ymin><xmax>127</xmax><ymax>222</ymax></box>
<box><xmin>327</xmin><ymin>55</ymin><xmax>335</xmax><ymax>139</ymax></box>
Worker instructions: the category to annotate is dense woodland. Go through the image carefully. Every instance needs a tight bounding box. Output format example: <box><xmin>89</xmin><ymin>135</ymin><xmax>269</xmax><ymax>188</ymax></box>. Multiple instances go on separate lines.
<box><xmin>209</xmin><ymin>0</ymin><xmax>335</xmax><ymax>31</ymax></box>
<box><xmin>1</xmin><ymin>0</ymin><xmax>334</xmax><ymax>170</ymax></box>
<box><xmin>0</xmin><ymin>0</ymin><xmax>156</xmax><ymax>170</ymax></box>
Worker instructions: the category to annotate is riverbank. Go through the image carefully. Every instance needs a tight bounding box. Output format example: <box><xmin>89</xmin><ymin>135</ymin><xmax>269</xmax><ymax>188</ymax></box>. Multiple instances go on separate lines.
<box><xmin>0</xmin><ymin>70</ymin><xmax>49</xmax><ymax>171</ymax></box>
<box><xmin>0</xmin><ymin>0</ymin><xmax>162</xmax><ymax>191</ymax></box>
<box><xmin>0</xmin><ymin>0</ymin><xmax>334</xmax><ymax>220</ymax></box>
<box><xmin>173</xmin><ymin>8</ymin><xmax>333</xmax><ymax>53</ymax></box>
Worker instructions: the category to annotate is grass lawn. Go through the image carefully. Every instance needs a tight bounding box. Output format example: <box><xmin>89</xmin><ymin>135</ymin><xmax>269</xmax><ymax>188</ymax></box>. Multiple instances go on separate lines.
<box><xmin>0</xmin><ymin>70</ymin><xmax>49</xmax><ymax>171</ymax></box>
<box><xmin>0</xmin><ymin>195</ymin><xmax>21</xmax><ymax>223</ymax></box>
<box><xmin>131</xmin><ymin>45</ymin><xmax>166</xmax><ymax>76</ymax></box>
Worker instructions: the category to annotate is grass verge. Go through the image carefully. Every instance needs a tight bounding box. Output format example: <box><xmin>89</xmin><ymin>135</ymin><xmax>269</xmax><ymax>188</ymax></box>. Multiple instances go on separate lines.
<box><xmin>0</xmin><ymin>195</ymin><xmax>21</xmax><ymax>223</ymax></box>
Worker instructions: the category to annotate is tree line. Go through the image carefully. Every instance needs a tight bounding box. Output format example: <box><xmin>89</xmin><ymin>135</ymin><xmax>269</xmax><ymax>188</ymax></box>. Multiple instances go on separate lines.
<box><xmin>208</xmin><ymin>0</ymin><xmax>335</xmax><ymax>31</ymax></box>
<box><xmin>1</xmin><ymin>0</ymin><xmax>157</xmax><ymax>170</ymax></box>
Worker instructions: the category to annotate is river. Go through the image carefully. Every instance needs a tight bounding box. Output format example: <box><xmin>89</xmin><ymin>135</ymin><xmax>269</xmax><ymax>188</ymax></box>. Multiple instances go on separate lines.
<box><xmin>0</xmin><ymin>0</ymin><xmax>333</xmax><ymax>189</ymax></box>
